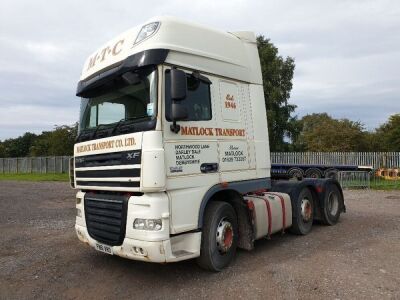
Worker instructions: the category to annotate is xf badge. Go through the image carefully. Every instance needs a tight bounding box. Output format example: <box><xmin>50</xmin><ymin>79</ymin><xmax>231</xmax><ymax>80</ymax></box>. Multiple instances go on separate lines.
<box><xmin>126</xmin><ymin>152</ymin><xmax>140</xmax><ymax>160</ymax></box>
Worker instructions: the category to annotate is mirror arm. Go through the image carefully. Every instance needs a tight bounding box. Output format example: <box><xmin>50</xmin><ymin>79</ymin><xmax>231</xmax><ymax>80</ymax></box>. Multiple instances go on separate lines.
<box><xmin>191</xmin><ymin>71</ymin><xmax>212</xmax><ymax>84</ymax></box>
<box><xmin>170</xmin><ymin>121</ymin><xmax>180</xmax><ymax>133</ymax></box>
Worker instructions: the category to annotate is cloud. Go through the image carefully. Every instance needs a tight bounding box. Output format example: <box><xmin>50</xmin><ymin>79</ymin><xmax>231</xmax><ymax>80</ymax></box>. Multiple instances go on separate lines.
<box><xmin>0</xmin><ymin>105</ymin><xmax>78</xmax><ymax>140</ymax></box>
<box><xmin>0</xmin><ymin>0</ymin><xmax>399</xmax><ymax>140</ymax></box>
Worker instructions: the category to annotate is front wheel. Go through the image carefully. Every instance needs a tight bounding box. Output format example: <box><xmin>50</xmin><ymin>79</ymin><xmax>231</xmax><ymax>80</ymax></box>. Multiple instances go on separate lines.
<box><xmin>289</xmin><ymin>187</ymin><xmax>314</xmax><ymax>235</ymax></box>
<box><xmin>197</xmin><ymin>201</ymin><xmax>238</xmax><ymax>271</ymax></box>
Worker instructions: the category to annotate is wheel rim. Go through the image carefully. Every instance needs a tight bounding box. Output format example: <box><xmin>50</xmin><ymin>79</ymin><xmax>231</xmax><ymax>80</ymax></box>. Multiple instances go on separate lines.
<box><xmin>216</xmin><ymin>218</ymin><xmax>233</xmax><ymax>254</ymax></box>
<box><xmin>310</xmin><ymin>172</ymin><xmax>319</xmax><ymax>178</ymax></box>
<box><xmin>290</xmin><ymin>170</ymin><xmax>302</xmax><ymax>179</ymax></box>
<box><xmin>293</xmin><ymin>172</ymin><xmax>302</xmax><ymax>179</ymax></box>
<box><xmin>300</xmin><ymin>198</ymin><xmax>312</xmax><ymax>222</ymax></box>
<box><xmin>328</xmin><ymin>192</ymin><xmax>339</xmax><ymax>215</ymax></box>
<box><xmin>327</xmin><ymin>170</ymin><xmax>338</xmax><ymax>179</ymax></box>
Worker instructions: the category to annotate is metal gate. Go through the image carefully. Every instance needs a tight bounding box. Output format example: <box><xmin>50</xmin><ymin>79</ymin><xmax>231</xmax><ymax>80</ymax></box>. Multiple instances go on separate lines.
<box><xmin>337</xmin><ymin>171</ymin><xmax>371</xmax><ymax>189</ymax></box>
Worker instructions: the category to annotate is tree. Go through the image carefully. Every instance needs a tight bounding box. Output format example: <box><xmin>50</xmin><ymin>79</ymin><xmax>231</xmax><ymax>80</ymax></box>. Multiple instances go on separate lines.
<box><xmin>257</xmin><ymin>36</ymin><xmax>297</xmax><ymax>151</ymax></box>
<box><xmin>0</xmin><ymin>124</ymin><xmax>78</xmax><ymax>158</ymax></box>
<box><xmin>296</xmin><ymin>113</ymin><xmax>368</xmax><ymax>152</ymax></box>
<box><xmin>47</xmin><ymin>124</ymin><xmax>78</xmax><ymax>155</ymax></box>
<box><xmin>362</xmin><ymin>131</ymin><xmax>385</xmax><ymax>152</ymax></box>
<box><xmin>375</xmin><ymin>114</ymin><xmax>400</xmax><ymax>151</ymax></box>
<box><xmin>30</xmin><ymin>124</ymin><xmax>78</xmax><ymax>156</ymax></box>
<box><xmin>1</xmin><ymin>132</ymin><xmax>37</xmax><ymax>157</ymax></box>
<box><xmin>0</xmin><ymin>144</ymin><xmax>6</xmax><ymax>157</ymax></box>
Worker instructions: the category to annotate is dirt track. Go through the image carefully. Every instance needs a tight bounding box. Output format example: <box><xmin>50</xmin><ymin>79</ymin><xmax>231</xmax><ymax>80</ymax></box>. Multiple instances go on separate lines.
<box><xmin>0</xmin><ymin>181</ymin><xmax>399</xmax><ymax>299</ymax></box>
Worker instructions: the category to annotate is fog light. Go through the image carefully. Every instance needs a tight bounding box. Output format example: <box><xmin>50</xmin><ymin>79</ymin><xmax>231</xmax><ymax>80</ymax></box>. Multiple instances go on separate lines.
<box><xmin>76</xmin><ymin>198</ymin><xmax>81</xmax><ymax>204</ymax></box>
<box><xmin>76</xmin><ymin>208</ymin><xmax>82</xmax><ymax>217</ymax></box>
<box><xmin>133</xmin><ymin>218</ymin><xmax>162</xmax><ymax>231</ymax></box>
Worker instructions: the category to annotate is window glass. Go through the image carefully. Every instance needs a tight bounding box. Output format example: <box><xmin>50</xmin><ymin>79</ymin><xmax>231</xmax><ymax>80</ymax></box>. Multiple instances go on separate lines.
<box><xmin>165</xmin><ymin>70</ymin><xmax>212</xmax><ymax>121</ymax></box>
<box><xmin>89</xmin><ymin>106</ymin><xmax>97</xmax><ymax>128</ymax></box>
<box><xmin>98</xmin><ymin>102</ymin><xmax>125</xmax><ymax>124</ymax></box>
<box><xmin>79</xmin><ymin>67</ymin><xmax>157</xmax><ymax>130</ymax></box>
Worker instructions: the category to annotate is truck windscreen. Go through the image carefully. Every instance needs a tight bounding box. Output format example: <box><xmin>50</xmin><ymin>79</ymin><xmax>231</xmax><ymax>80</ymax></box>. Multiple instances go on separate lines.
<box><xmin>77</xmin><ymin>67</ymin><xmax>157</xmax><ymax>141</ymax></box>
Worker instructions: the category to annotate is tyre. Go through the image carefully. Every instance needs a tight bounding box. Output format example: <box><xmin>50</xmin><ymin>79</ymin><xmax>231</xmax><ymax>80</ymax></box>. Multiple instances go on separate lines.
<box><xmin>197</xmin><ymin>201</ymin><xmax>238</xmax><ymax>271</ymax></box>
<box><xmin>289</xmin><ymin>187</ymin><xmax>314</xmax><ymax>235</ymax></box>
<box><xmin>325</xmin><ymin>169</ymin><xmax>339</xmax><ymax>180</ymax></box>
<box><xmin>320</xmin><ymin>183</ymin><xmax>343</xmax><ymax>225</ymax></box>
<box><xmin>288</xmin><ymin>168</ymin><xmax>304</xmax><ymax>180</ymax></box>
<box><xmin>305</xmin><ymin>168</ymin><xmax>322</xmax><ymax>178</ymax></box>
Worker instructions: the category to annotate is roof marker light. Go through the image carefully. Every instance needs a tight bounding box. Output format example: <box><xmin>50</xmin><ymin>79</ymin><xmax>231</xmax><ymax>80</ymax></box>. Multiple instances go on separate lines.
<box><xmin>134</xmin><ymin>22</ymin><xmax>160</xmax><ymax>45</ymax></box>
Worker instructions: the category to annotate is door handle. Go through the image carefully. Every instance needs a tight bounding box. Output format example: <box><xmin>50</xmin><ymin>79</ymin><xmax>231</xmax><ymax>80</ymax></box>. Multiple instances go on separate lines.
<box><xmin>200</xmin><ymin>163</ymin><xmax>219</xmax><ymax>173</ymax></box>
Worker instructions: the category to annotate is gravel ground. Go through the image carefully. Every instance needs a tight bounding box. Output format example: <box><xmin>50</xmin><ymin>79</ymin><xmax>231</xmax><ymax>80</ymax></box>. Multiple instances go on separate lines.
<box><xmin>0</xmin><ymin>181</ymin><xmax>399</xmax><ymax>300</ymax></box>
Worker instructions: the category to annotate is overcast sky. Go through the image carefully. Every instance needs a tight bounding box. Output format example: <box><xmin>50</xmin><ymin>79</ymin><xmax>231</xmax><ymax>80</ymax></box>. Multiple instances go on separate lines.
<box><xmin>1</xmin><ymin>0</ymin><xmax>399</xmax><ymax>140</ymax></box>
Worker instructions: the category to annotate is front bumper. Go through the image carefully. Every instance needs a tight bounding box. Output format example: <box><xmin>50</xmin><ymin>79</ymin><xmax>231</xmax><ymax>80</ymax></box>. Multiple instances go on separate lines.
<box><xmin>75</xmin><ymin>224</ymin><xmax>201</xmax><ymax>263</ymax></box>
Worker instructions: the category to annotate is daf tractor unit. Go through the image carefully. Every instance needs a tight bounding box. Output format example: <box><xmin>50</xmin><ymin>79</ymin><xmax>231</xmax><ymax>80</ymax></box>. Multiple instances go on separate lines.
<box><xmin>71</xmin><ymin>16</ymin><xmax>345</xmax><ymax>271</ymax></box>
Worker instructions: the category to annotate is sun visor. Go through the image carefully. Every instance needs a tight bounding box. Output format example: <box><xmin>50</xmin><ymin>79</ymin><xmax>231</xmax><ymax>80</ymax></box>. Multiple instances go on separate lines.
<box><xmin>76</xmin><ymin>49</ymin><xmax>168</xmax><ymax>98</ymax></box>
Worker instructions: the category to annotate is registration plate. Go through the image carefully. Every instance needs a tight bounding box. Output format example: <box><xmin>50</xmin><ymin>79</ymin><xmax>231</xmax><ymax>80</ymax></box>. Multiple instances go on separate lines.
<box><xmin>95</xmin><ymin>242</ymin><xmax>113</xmax><ymax>255</ymax></box>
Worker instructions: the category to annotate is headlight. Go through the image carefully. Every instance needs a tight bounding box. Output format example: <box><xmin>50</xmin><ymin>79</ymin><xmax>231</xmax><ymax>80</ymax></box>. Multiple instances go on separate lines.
<box><xmin>133</xmin><ymin>218</ymin><xmax>162</xmax><ymax>231</ymax></box>
<box><xmin>134</xmin><ymin>22</ymin><xmax>160</xmax><ymax>45</ymax></box>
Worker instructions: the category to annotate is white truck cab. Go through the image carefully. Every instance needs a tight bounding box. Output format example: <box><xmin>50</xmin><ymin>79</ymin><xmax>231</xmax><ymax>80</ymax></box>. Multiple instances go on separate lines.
<box><xmin>73</xmin><ymin>16</ymin><xmax>345</xmax><ymax>271</ymax></box>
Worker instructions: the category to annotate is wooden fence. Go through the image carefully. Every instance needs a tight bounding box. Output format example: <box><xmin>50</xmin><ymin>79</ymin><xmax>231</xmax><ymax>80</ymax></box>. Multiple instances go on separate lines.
<box><xmin>0</xmin><ymin>156</ymin><xmax>70</xmax><ymax>174</ymax></box>
<box><xmin>0</xmin><ymin>152</ymin><xmax>399</xmax><ymax>174</ymax></box>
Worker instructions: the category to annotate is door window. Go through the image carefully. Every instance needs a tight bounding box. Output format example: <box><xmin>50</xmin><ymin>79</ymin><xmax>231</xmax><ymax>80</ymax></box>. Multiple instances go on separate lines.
<box><xmin>165</xmin><ymin>70</ymin><xmax>212</xmax><ymax>121</ymax></box>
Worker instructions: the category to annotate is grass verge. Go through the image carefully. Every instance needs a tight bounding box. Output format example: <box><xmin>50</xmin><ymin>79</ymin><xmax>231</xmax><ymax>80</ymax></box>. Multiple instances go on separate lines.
<box><xmin>0</xmin><ymin>173</ymin><xmax>69</xmax><ymax>182</ymax></box>
<box><xmin>342</xmin><ymin>180</ymin><xmax>400</xmax><ymax>190</ymax></box>
<box><xmin>370</xmin><ymin>183</ymin><xmax>400</xmax><ymax>190</ymax></box>
<box><xmin>370</xmin><ymin>177</ymin><xmax>400</xmax><ymax>190</ymax></box>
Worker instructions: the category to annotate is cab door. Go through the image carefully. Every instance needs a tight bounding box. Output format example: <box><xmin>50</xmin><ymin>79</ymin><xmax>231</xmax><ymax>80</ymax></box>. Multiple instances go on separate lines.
<box><xmin>216</xmin><ymin>79</ymin><xmax>255</xmax><ymax>182</ymax></box>
<box><xmin>162</xmin><ymin>66</ymin><xmax>219</xmax><ymax>233</ymax></box>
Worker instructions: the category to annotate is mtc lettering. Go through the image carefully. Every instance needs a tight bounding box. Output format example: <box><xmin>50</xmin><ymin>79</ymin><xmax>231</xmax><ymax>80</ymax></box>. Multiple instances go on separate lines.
<box><xmin>87</xmin><ymin>39</ymin><xmax>125</xmax><ymax>71</ymax></box>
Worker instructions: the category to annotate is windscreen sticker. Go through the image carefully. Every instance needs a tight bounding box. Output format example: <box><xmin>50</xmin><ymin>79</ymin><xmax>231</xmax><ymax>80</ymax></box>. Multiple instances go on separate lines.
<box><xmin>147</xmin><ymin>103</ymin><xmax>155</xmax><ymax>117</ymax></box>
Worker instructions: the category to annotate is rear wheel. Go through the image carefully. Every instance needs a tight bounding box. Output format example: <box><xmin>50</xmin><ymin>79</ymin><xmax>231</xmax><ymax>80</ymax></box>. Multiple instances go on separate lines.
<box><xmin>325</xmin><ymin>168</ymin><xmax>339</xmax><ymax>180</ymax></box>
<box><xmin>288</xmin><ymin>168</ymin><xmax>304</xmax><ymax>180</ymax></box>
<box><xmin>321</xmin><ymin>183</ymin><xmax>343</xmax><ymax>225</ymax></box>
<box><xmin>197</xmin><ymin>201</ymin><xmax>238</xmax><ymax>271</ymax></box>
<box><xmin>305</xmin><ymin>168</ymin><xmax>322</xmax><ymax>179</ymax></box>
<box><xmin>289</xmin><ymin>187</ymin><xmax>314</xmax><ymax>235</ymax></box>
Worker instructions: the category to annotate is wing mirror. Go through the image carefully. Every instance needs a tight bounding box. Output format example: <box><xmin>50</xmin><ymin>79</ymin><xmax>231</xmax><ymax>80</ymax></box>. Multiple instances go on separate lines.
<box><xmin>171</xmin><ymin>69</ymin><xmax>187</xmax><ymax>100</ymax></box>
<box><xmin>170</xmin><ymin>69</ymin><xmax>188</xmax><ymax>133</ymax></box>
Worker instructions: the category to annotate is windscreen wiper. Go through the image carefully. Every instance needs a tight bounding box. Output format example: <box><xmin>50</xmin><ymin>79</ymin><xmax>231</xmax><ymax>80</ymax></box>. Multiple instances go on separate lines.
<box><xmin>76</xmin><ymin>128</ymin><xmax>95</xmax><ymax>142</ymax></box>
<box><xmin>91</xmin><ymin>124</ymin><xmax>107</xmax><ymax>139</ymax></box>
<box><xmin>112</xmin><ymin>116</ymin><xmax>149</xmax><ymax>134</ymax></box>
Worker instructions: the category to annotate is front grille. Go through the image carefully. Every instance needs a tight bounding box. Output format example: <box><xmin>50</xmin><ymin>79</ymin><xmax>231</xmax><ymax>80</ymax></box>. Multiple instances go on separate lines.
<box><xmin>84</xmin><ymin>193</ymin><xmax>129</xmax><ymax>246</ymax></box>
<box><xmin>78</xmin><ymin>181</ymin><xmax>140</xmax><ymax>188</ymax></box>
<box><xmin>76</xmin><ymin>169</ymin><xmax>140</xmax><ymax>178</ymax></box>
<box><xmin>75</xmin><ymin>150</ymin><xmax>141</xmax><ymax>191</ymax></box>
<box><xmin>75</xmin><ymin>150</ymin><xmax>141</xmax><ymax>168</ymax></box>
